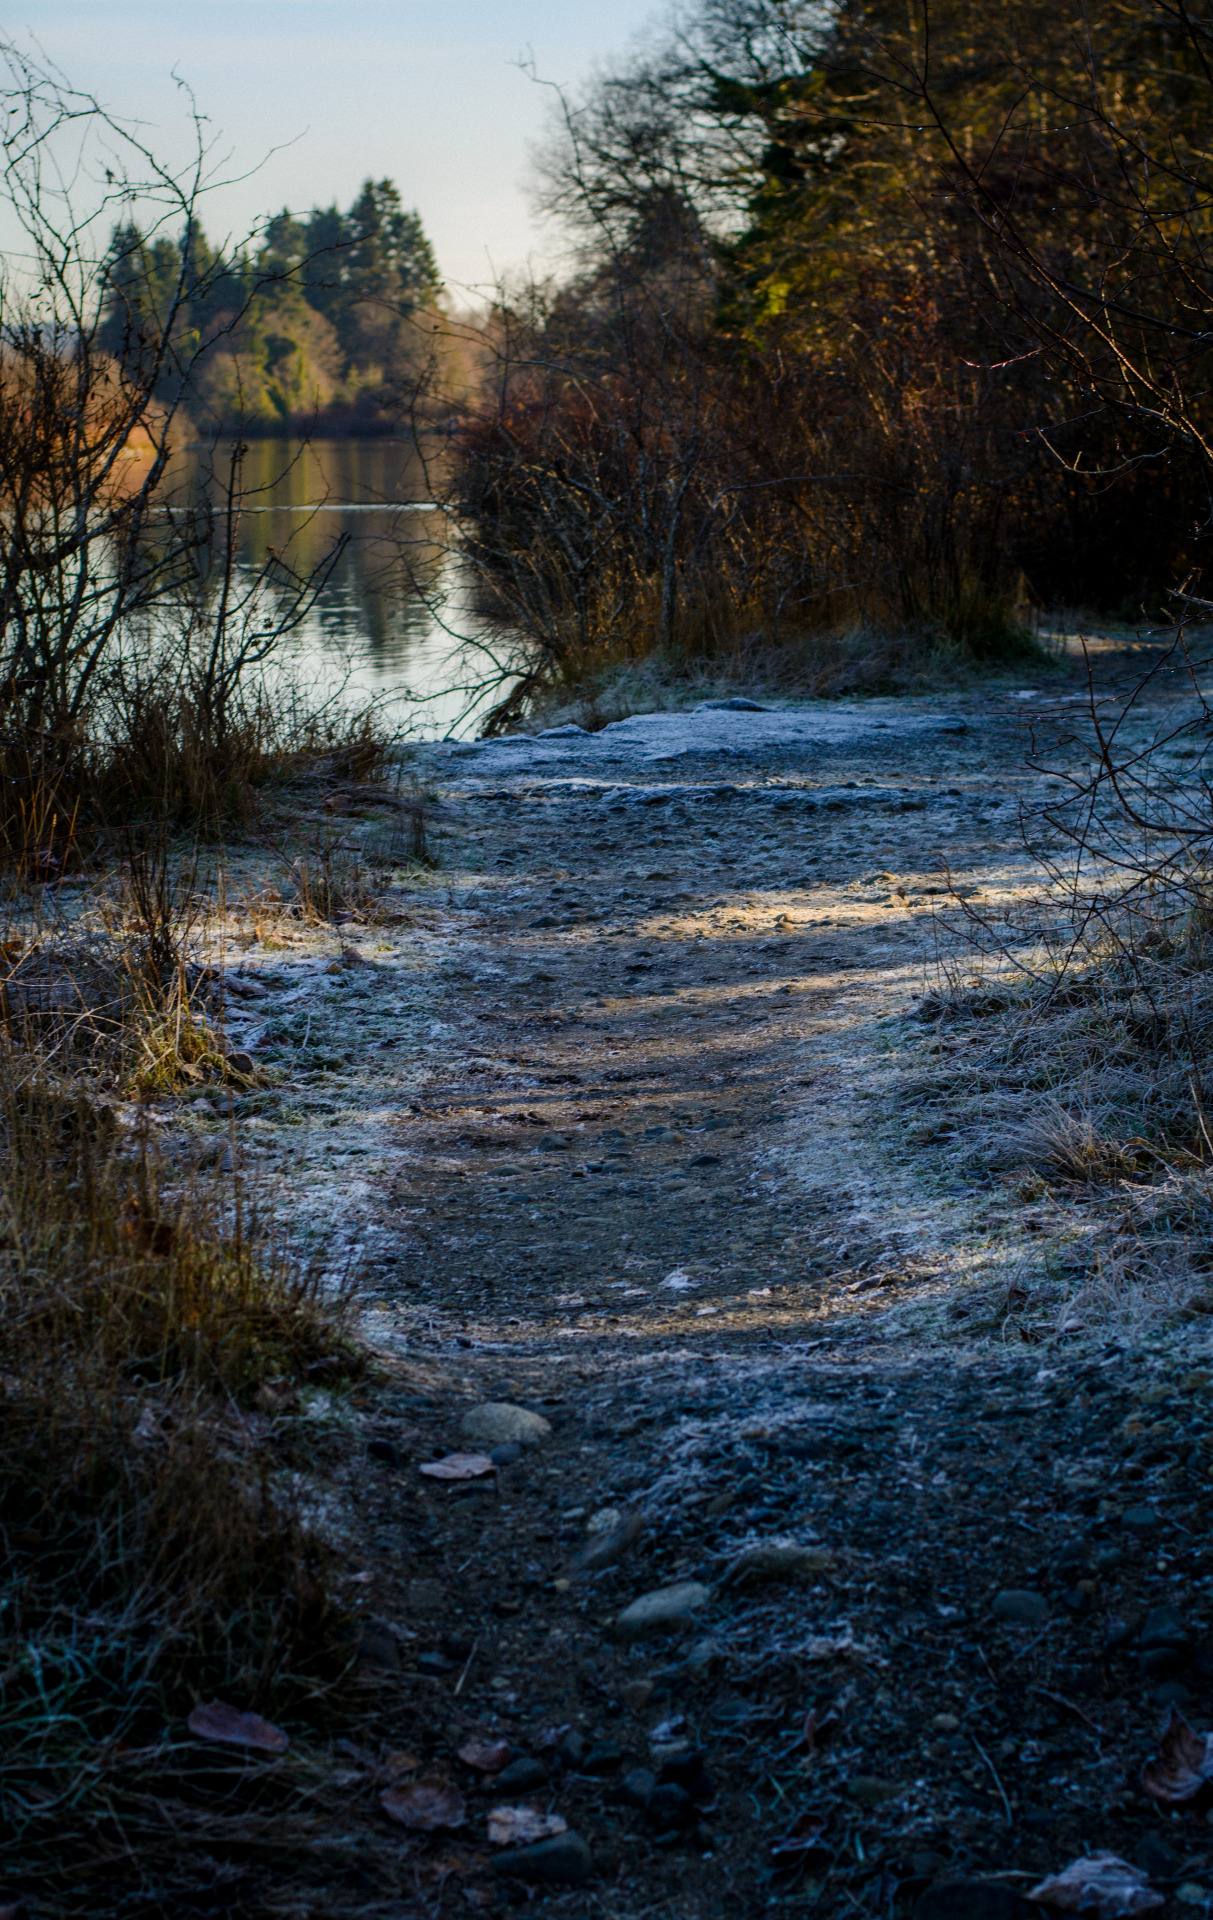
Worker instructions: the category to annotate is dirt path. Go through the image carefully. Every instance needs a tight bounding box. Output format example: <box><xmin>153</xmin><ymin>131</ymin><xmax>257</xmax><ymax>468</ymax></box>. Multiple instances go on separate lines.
<box><xmin>226</xmin><ymin>647</ymin><xmax>1213</xmax><ymax>1916</ymax></box>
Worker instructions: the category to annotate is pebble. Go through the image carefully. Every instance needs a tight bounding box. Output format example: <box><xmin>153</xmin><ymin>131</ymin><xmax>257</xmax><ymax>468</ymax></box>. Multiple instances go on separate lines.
<box><xmin>460</xmin><ymin>1403</ymin><xmax>551</xmax><ymax>1448</ymax></box>
<box><xmin>1153</xmin><ymin>1681</ymin><xmax>1192</xmax><ymax>1708</ymax></box>
<box><xmin>415</xmin><ymin>1650</ymin><xmax>454</xmax><ymax>1675</ymax></box>
<box><xmin>356</xmin><ymin>1624</ymin><xmax>400</xmax><ymax>1672</ymax></box>
<box><xmin>1140</xmin><ymin>1606</ymin><xmax>1189</xmax><ymax>1650</ymax></box>
<box><xmin>582</xmin><ymin>1741</ymin><xmax>623</xmax><ymax>1774</ymax></box>
<box><xmin>992</xmin><ymin>1588</ymin><xmax>1049</xmax><ymax>1626</ymax></box>
<box><xmin>847</xmin><ymin>1775</ymin><xmax>901</xmax><ymax>1807</ymax></box>
<box><xmin>489</xmin><ymin>1442</ymin><xmax>523</xmax><ymax>1467</ymax></box>
<box><xmin>1122</xmin><ymin>1505</ymin><xmax>1161</xmax><ymax>1534</ymax></box>
<box><xmin>621</xmin><ymin>1679</ymin><xmax>655</xmax><ymax>1711</ymax></box>
<box><xmin>490</xmin><ymin>1831</ymin><xmax>593</xmax><ymax>1886</ymax></box>
<box><xmin>493</xmin><ymin>1757</ymin><xmax>549</xmax><ymax>1793</ymax></box>
<box><xmin>576</xmin><ymin>1510</ymin><xmax>645</xmax><ymax>1574</ymax></box>
<box><xmin>616</xmin><ymin>1766</ymin><xmax>657</xmax><ymax>1808</ymax></box>
<box><xmin>554</xmin><ymin>1729</ymin><xmax>588</xmax><ymax>1770</ymax></box>
<box><xmin>646</xmin><ymin>1782</ymin><xmax>697</xmax><ymax>1832</ymax></box>
<box><xmin>614</xmin><ymin>1581</ymin><xmax>711</xmax><ymax>1641</ymax></box>
<box><xmin>725</xmin><ymin>1537</ymin><xmax>833</xmax><ymax>1583</ymax></box>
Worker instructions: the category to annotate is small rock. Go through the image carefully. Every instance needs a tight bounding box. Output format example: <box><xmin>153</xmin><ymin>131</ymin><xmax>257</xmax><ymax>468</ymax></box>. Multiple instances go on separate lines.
<box><xmin>621</xmin><ymin>1679</ymin><xmax>655</xmax><ymax>1711</ymax></box>
<box><xmin>1153</xmin><ymin>1681</ymin><xmax>1192</xmax><ymax>1709</ymax></box>
<box><xmin>554</xmin><ymin>1728</ymin><xmax>587</xmax><ymax>1770</ymax></box>
<box><xmin>910</xmin><ymin>1851</ymin><xmax>950</xmax><ymax>1880</ymax></box>
<box><xmin>582</xmin><ymin>1741</ymin><xmax>623</xmax><ymax>1775</ymax></box>
<box><xmin>226</xmin><ymin>1050</ymin><xmax>256</xmax><ymax>1076</ymax></box>
<box><xmin>460</xmin><ymin>1403</ymin><xmax>551</xmax><ymax>1448</ymax></box>
<box><xmin>493</xmin><ymin>1756</ymin><xmax>549</xmax><ymax>1793</ymax></box>
<box><xmin>356</xmin><ymin>1623</ymin><xmax>401</xmax><ymax>1672</ymax></box>
<box><xmin>992</xmin><ymin>1588</ymin><xmax>1049</xmax><ymax>1626</ymax></box>
<box><xmin>416</xmin><ymin>1650</ymin><xmax>454</xmax><ymax>1675</ymax></box>
<box><xmin>489</xmin><ymin>1441</ymin><xmax>523</xmax><ymax>1467</ymax></box>
<box><xmin>1122</xmin><ymin>1505</ymin><xmax>1161</xmax><ymax>1535</ymax></box>
<box><xmin>647</xmin><ymin>1782</ymin><xmax>697</xmax><ymax>1832</ymax></box>
<box><xmin>1094</xmin><ymin>1544</ymin><xmax>1124</xmax><ymax>1574</ymax></box>
<box><xmin>616</xmin><ymin>1766</ymin><xmax>657</xmax><ymax>1808</ymax></box>
<box><xmin>490</xmin><ymin>1831</ymin><xmax>593</xmax><ymax>1887</ymax></box>
<box><xmin>614</xmin><ymin>1581</ymin><xmax>711</xmax><ymax>1641</ymax></box>
<box><xmin>848</xmin><ymin>1775</ymin><xmax>901</xmax><ymax>1807</ymax></box>
<box><xmin>725</xmin><ymin>1537</ymin><xmax>833</xmax><ymax>1583</ymax></box>
<box><xmin>1141</xmin><ymin>1606</ymin><xmax>1190</xmax><ymax>1651</ymax></box>
<box><xmin>1140</xmin><ymin>1646</ymin><xmax>1187</xmax><ymax>1680</ymax></box>
<box><xmin>576</xmin><ymin>1510</ymin><xmax>645</xmax><ymax>1574</ymax></box>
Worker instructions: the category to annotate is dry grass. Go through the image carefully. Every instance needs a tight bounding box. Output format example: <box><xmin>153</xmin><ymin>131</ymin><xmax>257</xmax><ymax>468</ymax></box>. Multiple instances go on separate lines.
<box><xmin>0</xmin><ymin>800</ymin><xmax>380</xmax><ymax>1908</ymax></box>
<box><xmin>504</xmin><ymin>618</ymin><xmax>1053</xmax><ymax>737</ymax></box>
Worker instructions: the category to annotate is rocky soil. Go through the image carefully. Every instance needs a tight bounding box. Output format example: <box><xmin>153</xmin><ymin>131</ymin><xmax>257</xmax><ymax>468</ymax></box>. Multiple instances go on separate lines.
<box><xmin>159</xmin><ymin>643</ymin><xmax>1213</xmax><ymax>1917</ymax></box>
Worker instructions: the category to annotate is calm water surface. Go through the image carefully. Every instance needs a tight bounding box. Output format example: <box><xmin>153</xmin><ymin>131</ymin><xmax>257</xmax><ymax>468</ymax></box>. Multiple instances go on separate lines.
<box><xmin>164</xmin><ymin>438</ymin><xmax>506</xmax><ymax>738</ymax></box>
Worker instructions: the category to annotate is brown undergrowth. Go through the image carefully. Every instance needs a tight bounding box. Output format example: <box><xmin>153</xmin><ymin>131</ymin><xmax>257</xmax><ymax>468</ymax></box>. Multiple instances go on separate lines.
<box><xmin>0</xmin><ymin>818</ymin><xmax>371</xmax><ymax>1909</ymax></box>
<box><xmin>497</xmin><ymin>617</ymin><xmax>1053</xmax><ymax>737</ymax></box>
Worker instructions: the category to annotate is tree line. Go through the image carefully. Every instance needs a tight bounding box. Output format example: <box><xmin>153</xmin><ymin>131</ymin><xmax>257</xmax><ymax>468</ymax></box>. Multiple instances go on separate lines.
<box><xmin>101</xmin><ymin>179</ymin><xmax>443</xmax><ymax>435</ymax></box>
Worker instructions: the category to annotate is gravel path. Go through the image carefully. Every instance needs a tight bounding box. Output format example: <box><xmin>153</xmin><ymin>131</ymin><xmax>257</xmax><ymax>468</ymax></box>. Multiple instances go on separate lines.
<box><xmin>211</xmin><ymin>650</ymin><xmax>1213</xmax><ymax>1915</ymax></box>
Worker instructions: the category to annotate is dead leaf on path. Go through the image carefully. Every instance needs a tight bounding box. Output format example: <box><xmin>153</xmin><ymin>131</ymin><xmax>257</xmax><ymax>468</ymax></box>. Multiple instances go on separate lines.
<box><xmin>769</xmin><ymin>1811</ymin><xmax>829</xmax><ymax>1864</ymax></box>
<box><xmin>459</xmin><ymin>1738</ymin><xmax>511</xmax><ymax>1773</ymax></box>
<box><xmin>1141</xmin><ymin>1707</ymin><xmax>1213</xmax><ymax>1805</ymax></box>
<box><xmin>380</xmin><ymin>1777</ymin><xmax>466</xmax><ymax>1831</ymax></box>
<box><xmin>487</xmin><ymin>1805</ymin><xmax>568</xmax><ymax>1846</ymax></box>
<box><xmin>381</xmin><ymin>1748</ymin><xmax>421</xmax><ymax>1777</ymax></box>
<box><xmin>419</xmin><ymin>1452</ymin><xmax>496</xmax><ymax>1481</ymax></box>
<box><xmin>187</xmin><ymin>1701</ymin><xmax>288</xmax><ymax>1754</ymax></box>
<box><xmin>1030</xmin><ymin>1852</ymin><xmax>1163</xmax><ymax>1916</ymax></box>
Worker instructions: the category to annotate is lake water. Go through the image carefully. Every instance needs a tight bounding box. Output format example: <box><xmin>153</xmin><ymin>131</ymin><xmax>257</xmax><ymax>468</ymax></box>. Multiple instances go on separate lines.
<box><xmin>163</xmin><ymin>438</ymin><xmax>510</xmax><ymax>739</ymax></box>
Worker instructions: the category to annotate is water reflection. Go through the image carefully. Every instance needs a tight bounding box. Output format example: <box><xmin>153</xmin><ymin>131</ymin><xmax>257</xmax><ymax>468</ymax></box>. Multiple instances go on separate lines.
<box><xmin>161</xmin><ymin>438</ymin><xmax>502</xmax><ymax>737</ymax></box>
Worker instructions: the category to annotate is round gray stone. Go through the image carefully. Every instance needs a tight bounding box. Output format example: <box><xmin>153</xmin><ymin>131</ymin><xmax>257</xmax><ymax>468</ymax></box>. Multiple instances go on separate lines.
<box><xmin>460</xmin><ymin>1402</ymin><xmax>551</xmax><ymax>1448</ymax></box>
<box><xmin>614</xmin><ymin>1581</ymin><xmax>711</xmax><ymax>1641</ymax></box>
<box><xmin>992</xmin><ymin>1589</ymin><xmax>1049</xmax><ymax>1626</ymax></box>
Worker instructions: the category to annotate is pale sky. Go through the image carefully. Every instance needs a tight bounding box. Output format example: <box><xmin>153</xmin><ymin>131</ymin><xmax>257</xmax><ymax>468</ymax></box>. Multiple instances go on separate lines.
<box><xmin>7</xmin><ymin>1</ymin><xmax>663</xmax><ymax>293</ymax></box>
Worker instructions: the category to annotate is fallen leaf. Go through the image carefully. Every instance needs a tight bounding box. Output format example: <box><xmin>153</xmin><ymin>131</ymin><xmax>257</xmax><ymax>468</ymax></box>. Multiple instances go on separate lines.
<box><xmin>419</xmin><ymin>1452</ymin><xmax>496</xmax><ymax>1481</ymax></box>
<box><xmin>1141</xmin><ymin>1707</ymin><xmax>1213</xmax><ymax>1805</ymax></box>
<box><xmin>381</xmin><ymin>1747</ymin><xmax>421</xmax><ymax>1776</ymax></box>
<box><xmin>1030</xmin><ymin>1852</ymin><xmax>1164</xmax><ymax>1917</ymax></box>
<box><xmin>459</xmin><ymin>1738</ymin><xmax>511</xmax><ymax>1773</ymax></box>
<box><xmin>770</xmin><ymin>1811</ymin><xmax>829</xmax><ymax>1865</ymax></box>
<box><xmin>487</xmin><ymin>1805</ymin><xmax>568</xmax><ymax>1846</ymax></box>
<box><xmin>380</xmin><ymin>1777</ymin><xmax>466</xmax><ymax>1831</ymax></box>
<box><xmin>187</xmin><ymin>1701</ymin><xmax>288</xmax><ymax>1755</ymax></box>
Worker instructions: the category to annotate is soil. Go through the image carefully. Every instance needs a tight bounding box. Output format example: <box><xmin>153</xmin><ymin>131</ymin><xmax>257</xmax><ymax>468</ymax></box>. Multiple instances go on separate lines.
<box><xmin>156</xmin><ymin>641</ymin><xmax>1213</xmax><ymax>1915</ymax></box>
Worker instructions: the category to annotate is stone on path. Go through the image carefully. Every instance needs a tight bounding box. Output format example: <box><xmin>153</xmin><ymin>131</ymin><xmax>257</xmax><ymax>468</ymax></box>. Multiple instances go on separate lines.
<box><xmin>460</xmin><ymin>1402</ymin><xmax>551</xmax><ymax>1448</ymax></box>
<box><xmin>992</xmin><ymin>1588</ymin><xmax>1049</xmax><ymax>1626</ymax></box>
<box><xmin>614</xmin><ymin>1581</ymin><xmax>711</xmax><ymax>1641</ymax></box>
<box><xmin>490</xmin><ymin>1831</ymin><xmax>593</xmax><ymax>1886</ymax></box>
